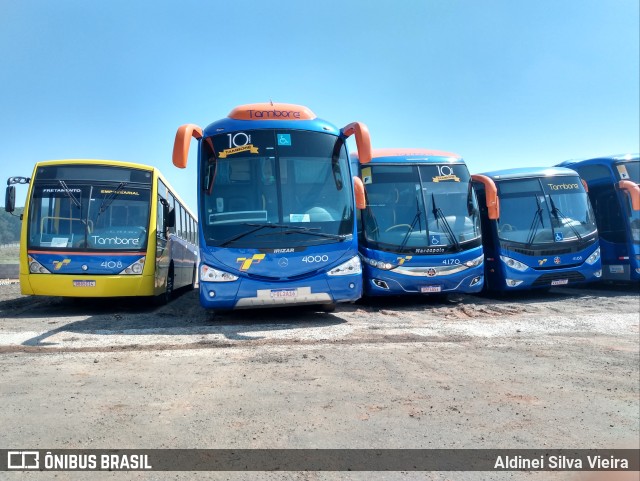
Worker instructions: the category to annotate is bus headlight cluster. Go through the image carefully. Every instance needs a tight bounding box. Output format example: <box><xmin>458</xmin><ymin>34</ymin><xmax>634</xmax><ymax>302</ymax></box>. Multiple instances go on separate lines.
<box><xmin>328</xmin><ymin>256</ymin><xmax>362</xmax><ymax>276</ymax></box>
<box><xmin>200</xmin><ymin>264</ymin><xmax>238</xmax><ymax>282</ymax></box>
<box><xmin>119</xmin><ymin>257</ymin><xmax>145</xmax><ymax>275</ymax></box>
<box><xmin>585</xmin><ymin>247</ymin><xmax>600</xmax><ymax>265</ymax></box>
<box><xmin>465</xmin><ymin>254</ymin><xmax>484</xmax><ymax>268</ymax></box>
<box><xmin>500</xmin><ymin>255</ymin><xmax>528</xmax><ymax>272</ymax></box>
<box><xmin>28</xmin><ymin>256</ymin><xmax>51</xmax><ymax>274</ymax></box>
<box><xmin>361</xmin><ymin>256</ymin><xmax>393</xmax><ymax>270</ymax></box>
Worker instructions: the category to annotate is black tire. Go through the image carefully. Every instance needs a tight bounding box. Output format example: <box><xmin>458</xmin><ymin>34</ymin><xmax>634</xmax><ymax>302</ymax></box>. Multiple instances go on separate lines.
<box><xmin>154</xmin><ymin>265</ymin><xmax>174</xmax><ymax>305</ymax></box>
<box><xmin>319</xmin><ymin>303</ymin><xmax>336</xmax><ymax>313</ymax></box>
<box><xmin>191</xmin><ymin>265</ymin><xmax>197</xmax><ymax>289</ymax></box>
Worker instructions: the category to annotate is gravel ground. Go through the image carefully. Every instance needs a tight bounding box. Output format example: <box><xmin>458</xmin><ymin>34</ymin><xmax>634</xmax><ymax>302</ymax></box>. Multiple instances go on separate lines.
<box><xmin>0</xmin><ymin>282</ymin><xmax>638</xmax><ymax>481</ymax></box>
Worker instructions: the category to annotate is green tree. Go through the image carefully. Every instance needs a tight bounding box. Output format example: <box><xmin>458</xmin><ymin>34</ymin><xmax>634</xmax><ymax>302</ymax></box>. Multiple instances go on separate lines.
<box><xmin>0</xmin><ymin>207</ymin><xmax>24</xmax><ymax>244</ymax></box>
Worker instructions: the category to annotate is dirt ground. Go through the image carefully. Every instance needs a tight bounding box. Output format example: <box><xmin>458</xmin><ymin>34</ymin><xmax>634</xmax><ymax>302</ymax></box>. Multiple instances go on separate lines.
<box><xmin>0</xmin><ymin>281</ymin><xmax>638</xmax><ymax>481</ymax></box>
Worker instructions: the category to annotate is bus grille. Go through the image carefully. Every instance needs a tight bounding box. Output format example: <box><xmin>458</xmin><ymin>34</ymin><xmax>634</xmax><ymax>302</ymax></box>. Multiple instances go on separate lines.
<box><xmin>532</xmin><ymin>271</ymin><xmax>586</xmax><ymax>287</ymax></box>
<box><xmin>512</xmin><ymin>247</ymin><xmax>572</xmax><ymax>256</ymax></box>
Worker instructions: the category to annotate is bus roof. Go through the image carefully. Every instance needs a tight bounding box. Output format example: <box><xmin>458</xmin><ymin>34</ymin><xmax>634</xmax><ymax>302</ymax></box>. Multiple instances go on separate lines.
<box><xmin>476</xmin><ymin>166</ymin><xmax>579</xmax><ymax>181</ymax></box>
<box><xmin>201</xmin><ymin>102</ymin><xmax>341</xmax><ymax>137</ymax></box>
<box><xmin>30</xmin><ymin>159</ymin><xmax>197</xmax><ymax>218</ymax></box>
<box><xmin>33</xmin><ymin>159</ymin><xmax>156</xmax><ymax>171</ymax></box>
<box><xmin>352</xmin><ymin>148</ymin><xmax>463</xmax><ymax>164</ymax></box>
<box><xmin>557</xmin><ymin>153</ymin><xmax>639</xmax><ymax>167</ymax></box>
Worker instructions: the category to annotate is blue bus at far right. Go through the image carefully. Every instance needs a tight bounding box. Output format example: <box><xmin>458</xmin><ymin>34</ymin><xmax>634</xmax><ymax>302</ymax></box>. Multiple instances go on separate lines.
<box><xmin>557</xmin><ymin>154</ymin><xmax>640</xmax><ymax>282</ymax></box>
<box><xmin>472</xmin><ymin>167</ymin><xmax>602</xmax><ymax>291</ymax></box>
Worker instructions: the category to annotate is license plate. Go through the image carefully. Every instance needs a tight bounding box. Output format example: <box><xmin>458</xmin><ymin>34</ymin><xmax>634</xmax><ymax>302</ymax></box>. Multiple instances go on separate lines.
<box><xmin>73</xmin><ymin>280</ymin><xmax>96</xmax><ymax>287</ymax></box>
<box><xmin>270</xmin><ymin>288</ymin><xmax>298</xmax><ymax>299</ymax></box>
<box><xmin>421</xmin><ymin>285</ymin><xmax>442</xmax><ymax>293</ymax></box>
<box><xmin>551</xmin><ymin>279</ymin><xmax>568</xmax><ymax>286</ymax></box>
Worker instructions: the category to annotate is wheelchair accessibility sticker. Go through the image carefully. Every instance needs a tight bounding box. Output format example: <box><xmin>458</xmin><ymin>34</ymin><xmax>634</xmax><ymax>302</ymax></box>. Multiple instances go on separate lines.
<box><xmin>430</xmin><ymin>235</ymin><xmax>441</xmax><ymax>245</ymax></box>
<box><xmin>554</xmin><ymin>232</ymin><xmax>564</xmax><ymax>242</ymax></box>
<box><xmin>277</xmin><ymin>134</ymin><xmax>291</xmax><ymax>146</ymax></box>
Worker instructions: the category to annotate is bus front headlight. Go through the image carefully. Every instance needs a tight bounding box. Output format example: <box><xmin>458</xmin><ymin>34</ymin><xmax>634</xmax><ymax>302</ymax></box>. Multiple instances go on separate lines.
<box><xmin>328</xmin><ymin>256</ymin><xmax>362</xmax><ymax>276</ymax></box>
<box><xmin>585</xmin><ymin>247</ymin><xmax>600</xmax><ymax>265</ymax></box>
<box><xmin>465</xmin><ymin>254</ymin><xmax>484</xmax><ymax>267</ymax></box>
<box><xmin>361</xmin><ymin>256</ymin><xmax>393</xmax><ymax>270</ymax></box>
<box><xmin>500</xmin><ymin>255</ymin><xmax>528</xmax><ymax>272</ymax></box>
<box><xmin>119</xmin><ymin>257</ymin><xmax>145</xmax><ymax>275</ymax></box>
<box><xmin>28</xmin><ymin>256</ymin><xmax>51</xmax><ymax>274</ymax></box>
<box><xmin>200</xmin><ymin>264</ymin><xmax>238</xmax><ymax>282</ymax></box>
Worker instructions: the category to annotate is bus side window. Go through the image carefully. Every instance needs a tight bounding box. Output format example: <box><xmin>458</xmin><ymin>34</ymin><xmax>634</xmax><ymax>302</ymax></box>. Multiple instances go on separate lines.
<box><xmin>157</xmin><ymin>197</ymin><xmax>166</xmax><ymax>239</ymax></box>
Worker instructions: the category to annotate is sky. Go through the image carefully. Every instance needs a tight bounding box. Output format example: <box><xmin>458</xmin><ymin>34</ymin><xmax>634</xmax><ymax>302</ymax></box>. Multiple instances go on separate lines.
<box><xmin>1</xmin><ymin>0</ymin><xmax>638</xmax><ymax>213</ymax></box>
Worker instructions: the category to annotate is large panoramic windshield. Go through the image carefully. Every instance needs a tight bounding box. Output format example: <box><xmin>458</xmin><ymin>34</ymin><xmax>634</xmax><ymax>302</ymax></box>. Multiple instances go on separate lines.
<box><xmin>496</xmin><ymin>176</ymin><xmax>597</xmax><ymax>245</ymax></box>
<box><xmin>361</xmin><ymin>164</ymin><xmax>480</xmax><ymax>251</ymax></box>
<box><xmin>201</xmin><ymin>130</ymin><xmax>354</xmax><ymax>248</ymax></box>
<box><xmin>28</xmin><ymin>165</ymin><xmax>152</xmax><ymax>251</ymax></box>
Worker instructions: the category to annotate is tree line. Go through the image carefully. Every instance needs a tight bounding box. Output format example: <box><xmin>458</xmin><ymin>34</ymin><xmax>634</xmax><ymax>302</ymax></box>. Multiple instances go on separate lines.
<box><xmin>0</xmin><ymin>207</ymin><xmax>24</xmax><ymax>244</ymax></box>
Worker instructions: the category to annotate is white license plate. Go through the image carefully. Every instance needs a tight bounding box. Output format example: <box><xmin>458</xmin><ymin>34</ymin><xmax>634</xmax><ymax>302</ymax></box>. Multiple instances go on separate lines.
<box><xmin>421</xmin><ymin>285</ymin><xmax>442</xmax><ymax>293</ymax></box>
<box><xmin>73</xmin><ymin>280</ymin><xmax>96</xmax><ymax>287</ymax></box>
<box><xmin>551</xmin><ymin>279</ymin><xmax>568</xmax><ymax>286</ymax></box>
<box><xmin>270</xmin><ymin>288</ymin><xmax>298</xmax><ymax>299</ymax></box>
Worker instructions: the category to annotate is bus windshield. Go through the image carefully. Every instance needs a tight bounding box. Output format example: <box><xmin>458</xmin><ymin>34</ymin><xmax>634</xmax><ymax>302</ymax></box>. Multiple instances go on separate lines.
<box><xmin>496</xmin><ymin>176</ymin><xmax>597</xmax><ymax>245</ymax></box>
<box><xmin>362</xmin><ymin>164</ymin><xmax>481</xmax><ymax>250</ymax></box>
<box><xmin>28</xmin><ymin>165</ymin><xmax>152</xmax><ymax>251</ymax></box>
<box><xmin>201</xmin><ymin>129</ymin><xmax>354</xmax><ymax>248</ymax></box>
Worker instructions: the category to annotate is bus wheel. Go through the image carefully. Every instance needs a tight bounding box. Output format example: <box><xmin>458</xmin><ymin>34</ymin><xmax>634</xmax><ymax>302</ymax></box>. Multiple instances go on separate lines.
<box><xmin>319</xmin><ymin>303</ymin><xmax>336</xmax><ymax>313</ymax></box>
<box><xmin>155</xmin><ymin>265</ymin><xmax>175</xmax><ymax>305</ymax></box>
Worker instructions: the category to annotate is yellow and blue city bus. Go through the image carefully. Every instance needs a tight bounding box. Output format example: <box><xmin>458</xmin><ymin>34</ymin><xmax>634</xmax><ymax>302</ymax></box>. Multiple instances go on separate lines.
<box><xmin>173</xmin><ymin>103</ymin><xmax>371</xmax><ymax>312</ymax></box>
<box><xmin>557</xmin><ymin>154</ymin><xmax>640</xmax><ymax>281</ymax></box>
<box><xmin>472</xmin><ymin>167</ymin><xmax>602</xmax><ymax>291</ymax></box>
<box><xmin>4</xmin><ymin>159</ymin><xmax>198</xmax><ymax>302</ymax></box>
<box><xmin>353</xmin><ymin>149</ymin><xmax>484</xmax><ymax>296</ymax></box>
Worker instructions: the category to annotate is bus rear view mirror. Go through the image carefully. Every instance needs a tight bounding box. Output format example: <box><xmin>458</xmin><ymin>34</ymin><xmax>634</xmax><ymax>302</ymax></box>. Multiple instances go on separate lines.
<box><xmin>353</xmin><ymin>176</ymin><xmax>366</xmax><ymax>210</ymax></box>
<box><xmin>341</xmin><ymin>122</ymin><xmax>372</xmax><ymax>164</ymax></box>
<box><xmin>471</xmin><ymin>174</ymin><xmax>500</xmax><ymax>220</ymax></box>
<box><xmin>619</xmin><ymin>180</ymin><xmax>640</xmax><ymax>211</ymax></box>
<box><xmin>166</xmin><ymin>208</ymin><xmax>176</xmax><ymax>229</ymax></box>
<box><xmin>5</xmin><ymin>185</ymin><xmax>15</xmax><ymax>213</ymax></box>
<box><xmin>173</xmin><ymin>124</ymin><xmax>203</xmax><ymax>169</ymax></box>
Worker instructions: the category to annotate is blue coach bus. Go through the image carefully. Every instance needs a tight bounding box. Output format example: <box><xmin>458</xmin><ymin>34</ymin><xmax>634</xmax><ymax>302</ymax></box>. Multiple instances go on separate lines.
<box><xmin>472</xmin><ymin>167</ymin><xmax>602</xmax><ymax>291</ymax></box>
<box><xmin>354</xmin><ymin>149</ymin><xmax>484</xmax><ymax>296</ymax></box>
<box><xmin>172</xmin><ymin>103</ymin><xmax>372</xmax><ymax>312</ymax></box>
<box><xmin>557</xmin><ymin>154</ymin><xmax>639</xmax><ymax>282</ymax></box>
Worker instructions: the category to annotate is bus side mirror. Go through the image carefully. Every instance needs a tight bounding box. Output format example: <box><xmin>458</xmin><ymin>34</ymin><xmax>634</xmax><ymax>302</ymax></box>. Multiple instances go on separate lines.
<box><xmin>619</xmin><ymin>180</ymin><xmax>640</xmax><ymax>211</ymax></box>
<box><xmin>341</xmin><ymin>122</ymin><xmax>372</xmax><ymax>164</ymax></box>
<box><xmin>471</xmin><ymin>174</ymin><xmax>500</xmax><ymax>220</ymax></box>
<box><xmin>173</xmin><ymin>124</ymin><xmax>203</xmax><ymax>169</ymax></box>
<box><xmin>165</xmin><ymin>208</ymin><xmax>176</xmax><ymax>228</ymax></box>
<box><xmin>5</xmin><ymin>185</ymin><xmax>15</xmax><ymax>213</ymax></box>
<box><xmin>353</xmin><ymin>176</ymin><xmax>366</xmax><ymax>210</ymax></box>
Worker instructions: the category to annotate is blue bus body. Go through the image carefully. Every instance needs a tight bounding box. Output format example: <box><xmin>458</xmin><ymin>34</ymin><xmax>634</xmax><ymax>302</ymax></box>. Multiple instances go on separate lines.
<box><xmin>173</xmin><ymin>104</ymin><xmax>371</xmax><ymax>311</ymax></box>
<box><xmin>557</xmin><ymin>154</ymin><xmax>640</xmax><ymax>282</ymax></box>
<box><xmin>473</xmin><ymin>167</ymin><xmax>602</xmax><ymax>291</ymax></box>
<box><xmin>355</xmin><ymin>149</ymin><xmax>484</xmax><ymax>296</ymax></box>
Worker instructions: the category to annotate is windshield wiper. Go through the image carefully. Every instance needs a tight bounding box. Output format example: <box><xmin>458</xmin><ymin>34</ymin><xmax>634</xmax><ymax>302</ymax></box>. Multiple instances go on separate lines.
<box><xmin>218</xmin><ymin>223</ymin><xmax>346</xmax><ymax>247</ymax></box>
<box><xmin>525</xmin><ymin>196</ymin><xmax>545</xmax><ymax>246</ymax></box>
<box><xmin>548</xmin><ymin>195</ymin><xmax>583</xmax><ymax>242</ymax></box>
<box><xmin>398</xmin><ymin>194</ymin><xmax>426</xmax><ymax>252</ymax></box>
<box><xmin>58</xmin><ymin>181</ymin><xmax>89</xmax><ymax>230</ymax></box>
<box><xmin>431</xmin><ymin>193</ymin><xmax>461</xmax><ymax>251</ymax></box>
<box><xmin>58</xmin><ymin>180</ymin><xmax>82</xmax><ymax>210</ymax></box>
<box><xmin>97</xmin><ymin>182</ymin><xmax>127</xmax><ymax>218</ymax></box>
